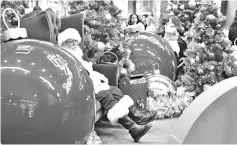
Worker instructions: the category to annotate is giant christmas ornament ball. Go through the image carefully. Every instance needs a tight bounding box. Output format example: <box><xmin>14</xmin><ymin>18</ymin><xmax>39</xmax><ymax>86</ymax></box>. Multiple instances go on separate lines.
<box><xmin>1</xmin><ymin>39</ymin><xmax>96</xmax><ymax>144</ymax></box>
<box><xmin>127</xmin><ymin>32</ymin><xmax>177</xmax><ymax>80</ymax></box>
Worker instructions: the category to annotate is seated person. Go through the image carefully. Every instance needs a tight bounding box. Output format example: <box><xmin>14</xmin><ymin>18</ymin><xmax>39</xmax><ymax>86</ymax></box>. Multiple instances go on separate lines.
<box><xmin>125</xmin><ymin>14</ymin><xmax>145</xmax><ymax>33</ymax></box>
<box><xmin>57</xmin><ymin>28</ymin><xmax>157</xmax><ymax>142</ymax></box>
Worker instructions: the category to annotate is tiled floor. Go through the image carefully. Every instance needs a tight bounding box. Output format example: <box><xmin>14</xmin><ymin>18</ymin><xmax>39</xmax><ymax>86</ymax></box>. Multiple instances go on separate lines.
<box><xmin>95</xmin><ymin>118</ymin><xmax>178</xmax><ymax>144</ymax></box>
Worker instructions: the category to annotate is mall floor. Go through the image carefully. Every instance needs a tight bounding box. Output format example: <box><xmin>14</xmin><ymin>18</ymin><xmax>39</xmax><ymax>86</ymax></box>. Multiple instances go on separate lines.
<box><xmin>95</xmin><ymin>118</ymin><xmax>178</xmax><ymax>144</ymax></box>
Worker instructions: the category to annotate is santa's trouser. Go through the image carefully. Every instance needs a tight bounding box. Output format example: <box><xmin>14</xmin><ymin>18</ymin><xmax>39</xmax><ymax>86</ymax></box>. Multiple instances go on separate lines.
<box><xmin>96</xmin><ymin>87</ymin><xmax>152</xmax><ymax>142</ymax></box>
<box><xmin>96</xmin><ymin>86</ymin><xmax>157</xmax><ymax>125</ymax></box>
<box><xmin>96</xmin><ymin>86</ymin><xmax>124</xmax><ymax>111</ymax></box>
<box><xmin>104</xmin><ymin>93</ymin><xmax>152</xmax><ymax>142</ymax></box>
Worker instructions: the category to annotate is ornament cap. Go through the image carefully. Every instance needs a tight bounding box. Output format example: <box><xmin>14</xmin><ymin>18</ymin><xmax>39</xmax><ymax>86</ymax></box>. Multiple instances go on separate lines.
<box><xmin>2</xmin><ymin>28</ymin><xmax>28</xmax><ymax>42</ymax></box>
<box><xmin>153</xmin><ymin>63</ymin><xmax>160</xmax><ymax>75</ymax></box>
<box><xmin>2</xmin><ymin>8</ymin><xmax>28</xmax><ymax>42</ymax></box>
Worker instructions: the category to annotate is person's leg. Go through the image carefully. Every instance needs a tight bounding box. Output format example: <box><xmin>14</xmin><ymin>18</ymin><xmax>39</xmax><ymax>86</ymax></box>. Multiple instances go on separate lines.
<box><xmin>109</xmin><ymin>86</ymin><xmax>124</xmax><ymax>101</ymax></box>
<box><xmin>128</xmin><ymin>105</ymin><xmax>157</xmax><ymax>125</ymax></box>
<box><xmin>109</xmin><ymin>86</ymin><xmax>157</xmax><ymax>125</ymax></box>
<box><xmin>96</xmin><ymin>88</ymin><xmax>152</xmax><ymax>142</ymax></box>
<box><xmin>96</xmin><ymin>89</ymin><xmax>118</xmax><ymax>111</ymax></box>
<box><xmin>101</xmin><ymin>92</ymin><xmax>152</xmax><ymax>142</ymax></box>
<box><xmin>118</xmin><ymin>115</ymin><xmax>152</xmax><ymax>142</ymax></box>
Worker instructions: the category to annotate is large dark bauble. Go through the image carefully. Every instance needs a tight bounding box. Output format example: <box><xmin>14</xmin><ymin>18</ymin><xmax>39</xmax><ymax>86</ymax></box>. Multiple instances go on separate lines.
<box><xmin>1</xmin><ymin>39</ymin><xmax>96</xmax><ymax>144</ymax></box>
<box><xmin>127</xmin><ymin>32</ymin><xmax>177</xmax><ymax>80</ymax></box>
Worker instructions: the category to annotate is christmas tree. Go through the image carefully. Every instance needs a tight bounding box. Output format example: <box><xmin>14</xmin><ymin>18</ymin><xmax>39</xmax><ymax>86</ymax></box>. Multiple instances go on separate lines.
<box><xmin>175</xmin><ymin>1</ymin><xmax>237</xmax><ymax>96</ymax></box>
<box><xmin>68</xmin><ymin>0</ymin><xmax>124</xmax><ymax>62</ymax></box>
<box><xmin>161</xmin><ymin>0</ymin><xmax>202</xmax><ymax>34</ymax></box>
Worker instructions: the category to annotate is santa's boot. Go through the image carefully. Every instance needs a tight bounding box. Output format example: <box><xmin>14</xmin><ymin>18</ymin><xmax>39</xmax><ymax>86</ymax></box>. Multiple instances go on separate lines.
<box><xmin>118</xmin><ymin>115</ymin><xmax>152</xmax><ymax>142</ymax></box>
<box><xmin>128</xmin><ymin>105</ymin><xmax>157</xmax><ymax>125</ymax></box>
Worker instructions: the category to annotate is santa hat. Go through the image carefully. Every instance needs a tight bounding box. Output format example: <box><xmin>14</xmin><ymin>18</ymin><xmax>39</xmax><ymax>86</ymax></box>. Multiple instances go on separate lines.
<box><xmin>58</xmin><ymin>28</ymin><xmax>81</xmax><ymax>46</ymax></box>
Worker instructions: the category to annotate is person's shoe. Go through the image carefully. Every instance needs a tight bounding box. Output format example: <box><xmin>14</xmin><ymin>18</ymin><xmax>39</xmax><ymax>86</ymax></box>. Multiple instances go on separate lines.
<box><xmin>118</xmin><ymin>115</ymin><xmax>152</xmax><ymax>142</ymax></box>
<box><xmin>128</xmin><ymin>105</ymin><xmax>157</xmax><ymax>125</ymax></box>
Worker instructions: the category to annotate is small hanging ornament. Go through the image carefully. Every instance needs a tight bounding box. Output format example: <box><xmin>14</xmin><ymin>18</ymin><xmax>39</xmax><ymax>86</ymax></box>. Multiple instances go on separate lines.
<box><xmin>196</xmin><ymin>36</ymin><xmax>202</xmax><ymax>42</ymax></box>
<box><xmin>105</xmin><ymin>13</ymin><xmax>112</xmax><ymax>21</ymax></box>
<box><xmin>96</xmin><ymin>41</ymin><xmax>106</xmax><ymax>52</ymax></box>
<box><xmin>205</xmin><ymin>28</ymin><xmax>215</xmax><ymax>37</ymax></box>
<box><xmin>190</xmin><ymin>58</ymin><xmax>195</xmax><ymax>64</ymax></box>
<box><xmin>119</xmin><ymin>33</ymin><xmax>125</xmax><ymax>38</ymax></box>
<box><xmin>195</xmin><ymin>55</ymin><xmax>200</xmax><ymax>62</ymax></box>
<box><xmin>188</xmin><ymin>0</ymin><xmax>196</xmax><ymax>9</ymax></box>
<box><xmin>197</xmin><ymin>67</ymin><xmax>204</xmax><ymax>74</ymax></box>
<box><xmin>206</xmin><ymin>14</ymin><xmax>216</xmax><ymax>21</ymax></box>
<box><xmin>167</xmin><ymin>5</ymin><xmax>172</xmax><ymax>11</ymax></box>
<box><xmin>199</xmin><ymin>29</ymin><xmax>205</xmax><ymax>35</ymax></box>
<box><xmin>90</xmin><ymin>20</ymin><xmax>98</xmax><ymax>25</ymax></box>
<box><xmin>173</xmin><ymin>5</ymin><xmax>178</xmax><ymax>10</ymax></box>
<box><xmin>216</xmin><ymin>24</ymin><xmax>221</xmax><ymax>29</ymax></box>
<box><xmin>208</xmin><ymin>52</ymin><xmax>215</xmax><ymax>60</ymax></box>
<box><xmin>184</xmin><ymin>14</ymin><xmax>190</xmax><ymax>21</ymax></box>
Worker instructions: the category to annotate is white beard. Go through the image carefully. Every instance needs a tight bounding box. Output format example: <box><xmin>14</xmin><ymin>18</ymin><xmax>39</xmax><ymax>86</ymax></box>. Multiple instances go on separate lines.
<box><xmin>66</xmin><ymin>48</ymin><xmax>84</xmax><ymax>62</ymax></box>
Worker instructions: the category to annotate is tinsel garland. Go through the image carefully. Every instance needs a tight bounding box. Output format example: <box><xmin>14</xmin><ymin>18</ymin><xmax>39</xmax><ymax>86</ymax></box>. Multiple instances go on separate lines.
<box><xmin>147</xmin><ymin>86</ymin><xmax>194</xmax><ymax>119</ymax></box>
<box><xmin>86</xmin><ymin>131</ymin><xmax>102</xmax><ymax>145</ymax></box>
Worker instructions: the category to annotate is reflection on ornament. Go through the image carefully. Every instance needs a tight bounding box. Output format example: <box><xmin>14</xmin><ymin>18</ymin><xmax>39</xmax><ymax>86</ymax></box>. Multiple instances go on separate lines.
<box><xmin>20</xmin><ymin>99</ymin><xmax>38</xmax><ymax>118</ymax></box>
<box><xmin>137</xmin><ymin>35</ymin><xmax>165</xmax><ymax>50</ymax></box>
<box><xmin>1</xmin><ymin>66</ymin><xmax>30</xmax><ymax>74</ymax></box>
<box><xmin>15</xmin><ymin>45</ymin><xmax>31</xmax><ymax>54</ymax></box>
<box><xmin>39</xmin><ymin>76</ymin><xmax>55</xmax><ymax>90</ymax></box>
<box><xmin>47</xmin><ymin>54</ymin><xmax>73</xmax><ymax>94</ymax></box>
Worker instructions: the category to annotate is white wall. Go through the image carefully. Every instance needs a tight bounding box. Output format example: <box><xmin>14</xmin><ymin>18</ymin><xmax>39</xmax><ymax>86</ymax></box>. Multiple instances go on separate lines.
<box><xmin>113</xmin><ymin>0</ymin><xmax>128</xmax><ymax>15</ymax></box>
<box><xmin>226</xmin><ymin>0</ymin><xmax>237</xmax><ymax>27</ymax></box>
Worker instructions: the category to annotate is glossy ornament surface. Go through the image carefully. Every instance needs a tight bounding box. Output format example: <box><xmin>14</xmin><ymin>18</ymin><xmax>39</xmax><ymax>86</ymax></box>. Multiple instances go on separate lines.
<box><xmin>127</xmin><ymin>32</ymin><xmax>177</xmax><ymax>80</ymax></box>
<box><xmin>1</xmin><ymin>39</ymin><xmax>96</xmax><ymax>144</ymax></box>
